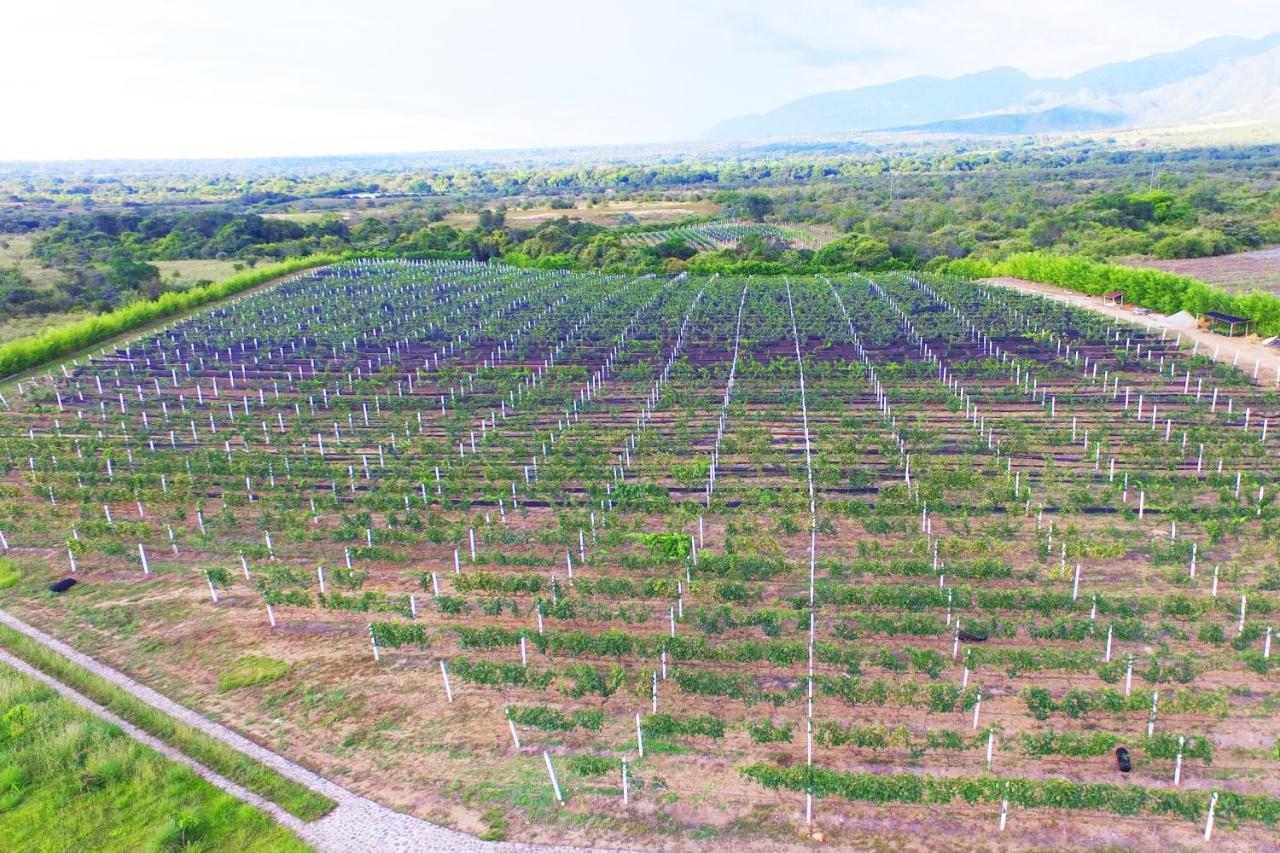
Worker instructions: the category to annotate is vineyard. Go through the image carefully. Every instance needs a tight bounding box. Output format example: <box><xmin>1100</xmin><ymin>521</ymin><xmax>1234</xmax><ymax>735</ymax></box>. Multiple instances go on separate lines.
<box><xmin>626</xmin><ymin>222</ymin><xmax>825</xmax><ymax>251</ymax></box>
<box><xmin>1</xmin><ymin>259</ymin><xmax>1279</xmax><ymax>848</ymax></box>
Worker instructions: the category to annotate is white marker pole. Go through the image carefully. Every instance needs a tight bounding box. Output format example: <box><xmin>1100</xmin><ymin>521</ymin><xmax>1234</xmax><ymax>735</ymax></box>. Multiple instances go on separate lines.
<box><xmin>1204</xmin><ymin>791</ymin><xmax>1218</xmax><ymax>841</ymax></box>
<box><xmin>440</xmin><ymin>660</ymin><xmax>454</xmax><ymax>702</ymax></box>
<box><xmin>508</xmin><ymin>717</ymin><xmax>521</xmax><ymax>749</ymax></box>
<box><xmin>543</xmin><ymin>751</ymin><xmax>564</xmax><ymax>804</ymax></box>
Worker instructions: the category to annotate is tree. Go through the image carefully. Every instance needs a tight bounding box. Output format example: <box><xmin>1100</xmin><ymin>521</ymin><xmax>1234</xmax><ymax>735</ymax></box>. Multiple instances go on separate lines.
<box><xmin>741</xmin><ymin>193</ymin><xmax>774</xmax><ymax>222</ymax></box>
<box><xmin>814</xmin><ymin>234</ymin><xmax>892</xmax><ymax>269</ymax></box>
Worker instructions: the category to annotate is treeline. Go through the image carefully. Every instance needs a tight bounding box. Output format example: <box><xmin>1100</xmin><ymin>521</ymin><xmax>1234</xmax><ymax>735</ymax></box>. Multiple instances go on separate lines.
<box><xmin>946</xmin><ymin>252</ymin><xmax>1280</xmax><ymax>336</ymax></box>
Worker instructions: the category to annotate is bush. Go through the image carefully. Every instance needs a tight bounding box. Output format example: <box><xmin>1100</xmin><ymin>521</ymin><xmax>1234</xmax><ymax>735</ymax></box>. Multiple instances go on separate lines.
<box><xmin>0</xmin><ymin>558</ymin><xmax>20</xmax><ymax>590</ymax></box>
<box><xmin>567</xmin><ymin>754</ymin><xmax>618</xmax><ymax>776</ymax></box>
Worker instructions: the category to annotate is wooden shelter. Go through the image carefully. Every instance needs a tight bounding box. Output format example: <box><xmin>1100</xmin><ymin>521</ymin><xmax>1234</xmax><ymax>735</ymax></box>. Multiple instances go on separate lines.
<box><xmin>1200</xmin><ymin>311</ymin><xmax>1252</xmax><ymax>337</ymax></box>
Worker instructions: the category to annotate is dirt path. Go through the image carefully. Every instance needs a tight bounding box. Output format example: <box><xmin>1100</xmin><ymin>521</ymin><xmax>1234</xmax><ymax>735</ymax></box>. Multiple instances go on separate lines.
<box><xmin>986</xmin><ymin>276</ymin><xmax>1280</xmax><ymax>386</ymax></box>
<box><xmin>0</xmin><ymin>607</ymin><xmax>607</xmax><ymax>853</ymax></box>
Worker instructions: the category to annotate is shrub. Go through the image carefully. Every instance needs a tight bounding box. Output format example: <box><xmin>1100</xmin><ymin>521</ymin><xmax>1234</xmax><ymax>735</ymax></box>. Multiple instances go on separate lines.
<box><xmin>0</xmin><ymin>558</ymin><xmax>20</xmax><ymax>590</ymax></box>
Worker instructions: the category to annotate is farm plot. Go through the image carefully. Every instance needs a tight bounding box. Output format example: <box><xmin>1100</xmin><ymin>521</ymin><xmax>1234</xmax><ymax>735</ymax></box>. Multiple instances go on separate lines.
<box><xmin>627</xmin><ymin>222</ymin><xmax>823</xmax><ymax>251</ymax></box>
<box><xmin>0</xmin><ymin>260</ymin><xmax>1279</xmax><ymax>849</ymax></box>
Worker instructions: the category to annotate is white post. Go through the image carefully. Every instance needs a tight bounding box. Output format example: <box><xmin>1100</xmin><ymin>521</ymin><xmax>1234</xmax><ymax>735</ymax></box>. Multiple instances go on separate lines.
<box><xmin>543</xmin><ymin>751</ymin><xmax>564</xmax><ymax>804</ymax></box>
<box><xmin>986</xmin><ymin>730</ymin><xmax>994</xmax><ymax>770</ymax></box>
<box><xmin>1125</xmin><ymin>654</ymin><xmax>1134</xmax><ymax>696</ymax></box>
<box><xmin>138</xmin><ymin>544</ymin><xmax>150</xmax><ymax>574</ymax></box>
<box><xmin>205</xmin><ymin>572</ymin><xmax>219</xmax><ymax>603</ymax></box>
<box><xmin>318</xmin><ymin>565</ymin><xmax>326</xmax><ymax>595</ymax></box>
<box><xmin>636</xmin><ymin>712</ymin><xmax>644</xmax><ymax>757</ymax></box>
<box><xmin>1204</xmin><ymin>791</ymin><xmax>1218</xmax><ymax>841</ymax></box>
<box><xmin>508</xmin><ymin>717</ymin><xmax>521</xmax><ymax>749</ymax></box>
<box><xmin>1173</xmin><ymin>736</ymin><xmax>1184</xmax><ymax>785</ymax></box>
<box><xmin>622</xmin><ymin>756</ymin><xmax>629</xmax><ymax>804</ymax></box>
<box><xmin>972</xmin><ymin>686</ymin><xmax>982</xmax><ymax>729</ymax></box>
<box><xmin>440</xmin><ymin>660</ymin><xmax>454</xmax><ymax>702</ymax></box>
<box><xmin>1147</xmin><ymin>690</ymin><xmax>1158</xmax><ymax>737</ymax></box>
<box><xmin>1105</xmin><ymin>624</ymin><xmax>1113</xmax><ymax>662</ymax></box>
<box><xmin>999</xmin><ymin>791</ymin><xmax>1009</xmax><ymax>832</ymax></box>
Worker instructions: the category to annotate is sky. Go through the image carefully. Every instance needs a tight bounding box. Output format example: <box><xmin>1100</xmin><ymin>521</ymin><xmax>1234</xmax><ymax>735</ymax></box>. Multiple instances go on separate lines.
<box><xmin>4</xmin><ymin>0</ymin><xmax>1280</xmax><ymax>161</ymax></box>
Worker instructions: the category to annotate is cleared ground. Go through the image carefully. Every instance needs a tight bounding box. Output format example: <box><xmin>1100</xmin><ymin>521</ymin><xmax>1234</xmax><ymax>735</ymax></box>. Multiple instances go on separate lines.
<box><xmin>1122</xmin><ymin>247</ymin><xmax>1280</xmax><ymax>294</ymax></box>
<box><xmin>445</xmin><ymin>198</ymin><xmax>720</xmax><ymax>229</ymax></box>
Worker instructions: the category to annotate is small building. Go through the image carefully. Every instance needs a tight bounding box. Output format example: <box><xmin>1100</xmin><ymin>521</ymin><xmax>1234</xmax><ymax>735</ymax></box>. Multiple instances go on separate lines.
<box><xmin>1200</xmin><ymin>311</ymin><xmax>1252</xmax><ymax>337</ymax></box>
<box><xmin>1102</xmin><ymin>291</ymin><xmax>1123</xmax><ymax>307</ymax></box>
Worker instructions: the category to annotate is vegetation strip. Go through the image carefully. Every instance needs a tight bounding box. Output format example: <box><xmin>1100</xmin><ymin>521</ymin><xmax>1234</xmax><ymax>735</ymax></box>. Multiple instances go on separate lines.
<box><xmin>0</xmin><ymin>254</ymin><xmax>337</xmax><ymax>379</ymax></box>
<box><xmin>741</xmin><ymin>762</ymin><xmax>1280</xmax><ymax>826</ymax></box>
<box><xmin>947</xmin><ymin>251</ymin><xmax>1280</xmax><ymax>336</ymax></box>
<box><xmin>0</xmin><ymin>661</ymin><xmax>308</xmax><ymax>851</ymax></box>
<box><xmin>0</xmin><ymin>621</ymin><xmax>335</xmax><ymax>821</ymax></box>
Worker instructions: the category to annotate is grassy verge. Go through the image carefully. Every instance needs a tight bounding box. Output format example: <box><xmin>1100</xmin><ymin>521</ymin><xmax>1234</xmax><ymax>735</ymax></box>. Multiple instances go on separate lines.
<box><xmin>0</xmin><ymin>664</ymin><xmax>310</xmax><ymax>851</ymax></box>
<box><xmin>0</xmin><ymin>622</ymin><xmax>335</xmax><ymax>821</ymax></box>
<box><xmin>0</xmin><ymin>254</ymin><xmax>337</xmax><ymax>382</ymax></box>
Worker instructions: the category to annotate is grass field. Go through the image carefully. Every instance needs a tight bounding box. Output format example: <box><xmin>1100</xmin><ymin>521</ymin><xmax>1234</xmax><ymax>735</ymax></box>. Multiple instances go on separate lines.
<box><xmin>0</xmin><ymin>234</ymin><xmax>61</xmax><ymax>288</ymax></box>
<box><xmin>0</xmin><ymin>623</ymin><xmax>335</xmax><ymax>822</ymax></box>
<box><xmin>152</xmin><ymin>259</ymin><xmax>245</xmax><ymax>288</ymax></box>
<box><xmin>444</xmin><ymin>198</ymin><xmax>720</xmax><ymax>229</ymax></box>
<box><xmin>0</xmin><ymin>664</ymin><xmax>309</xmax><ymax>852</ymax></box>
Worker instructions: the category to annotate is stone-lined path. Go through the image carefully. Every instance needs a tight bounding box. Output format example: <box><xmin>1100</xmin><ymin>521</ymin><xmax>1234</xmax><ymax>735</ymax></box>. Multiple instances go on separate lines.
<box><xmin>0</xmin><ymin>607</ymin><xmax>609</xmax><ymax>852</ymax></box>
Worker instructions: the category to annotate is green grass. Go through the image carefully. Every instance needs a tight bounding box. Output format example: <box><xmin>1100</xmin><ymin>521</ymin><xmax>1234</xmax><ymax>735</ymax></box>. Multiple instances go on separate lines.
<box><xmin>0</xmin><ymin>558</ymin><xmax>19</xmax><ymax>590</ymax></box>
<box><xmin>219</xmin><ymin>657</ymin><xmax>291</xmax><ymax>692</ymax></box>
<box><xmin>0</xmin><ymin>665</ymin><xmax>310</xmax><ymax>851</ymax></box>
<box><xmin>0</xmin><ymin>623</ymin><xmax>335</xmax><ymax>821</ymax></box>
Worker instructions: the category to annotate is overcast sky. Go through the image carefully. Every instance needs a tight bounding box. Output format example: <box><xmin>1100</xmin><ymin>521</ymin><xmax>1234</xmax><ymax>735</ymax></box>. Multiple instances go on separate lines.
<box><xmin>5</xmin><ymin>0</ymin><xmax>1280</xmax><ymax>161</ymax></box>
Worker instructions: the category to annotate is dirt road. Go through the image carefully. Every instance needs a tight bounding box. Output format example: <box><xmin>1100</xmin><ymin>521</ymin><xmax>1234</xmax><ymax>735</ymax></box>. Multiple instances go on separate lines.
<box><xmin>986</xmin><ymin>276</ymin><xmax>1280</xmax><ymax>387</ymax></box>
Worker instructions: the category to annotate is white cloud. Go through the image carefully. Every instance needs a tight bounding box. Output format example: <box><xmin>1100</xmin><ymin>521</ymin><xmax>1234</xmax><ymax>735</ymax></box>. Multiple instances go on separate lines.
<box><xmin>3</xmin><ymin>0</ymin><xmax>1279</xmax><ymax>159</ymax></box>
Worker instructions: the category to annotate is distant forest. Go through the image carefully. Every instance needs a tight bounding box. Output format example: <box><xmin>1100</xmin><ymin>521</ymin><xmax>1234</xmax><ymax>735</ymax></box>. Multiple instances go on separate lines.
<box><xmin>1</xmin><ymin>139</ymin><xmax>1277</xmax><ymax>321</ymax></box>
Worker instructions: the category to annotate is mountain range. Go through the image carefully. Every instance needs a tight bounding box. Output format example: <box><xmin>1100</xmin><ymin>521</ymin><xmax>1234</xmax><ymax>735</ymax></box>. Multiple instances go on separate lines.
<box><xmin>706</xmin><ymin>33</ymin><xmax>1280</xmax><ymax>140</ymax></box>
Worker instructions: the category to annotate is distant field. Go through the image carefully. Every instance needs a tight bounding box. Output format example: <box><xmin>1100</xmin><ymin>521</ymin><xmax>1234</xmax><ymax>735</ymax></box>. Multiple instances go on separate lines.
<box><xmin>0</xmin><ymin>310</ymin><xmax>93</xmax><ymax>345</ymax></box>
<box><xmin>260</xmin><ymin>211</ymin><xmax>334</xmax><ymax>224</ymax></box>
<box><xmin>1122</xmin><ymin>247</ymin><xmax>1280</xmax><ymax>294</ymax></box>
<box><xmin>445</xmin><ymin>198</ymin><xmax>720</xmax><ymax>229</ymax></box>
<box><xmin>0</xmin><ymin>233</ymin><xmax>61</xmax><ymax>287</ymax></box>
<box><xmin>153</xmin><ymin>258</ymin><xmax>244</xmax><ymax>287</ymax></box>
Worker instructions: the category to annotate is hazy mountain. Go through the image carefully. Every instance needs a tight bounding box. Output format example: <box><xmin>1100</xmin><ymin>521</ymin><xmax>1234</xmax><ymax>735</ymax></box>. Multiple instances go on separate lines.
<box><xmin>706</xmin><ymin>33</ymin><xmax>1280</xmax><ymax>140</ymax></box>
<box><xmin>708</xmin><ymin>67</ymin><xmax>1038</xmax><ymax>139</ymax></box>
